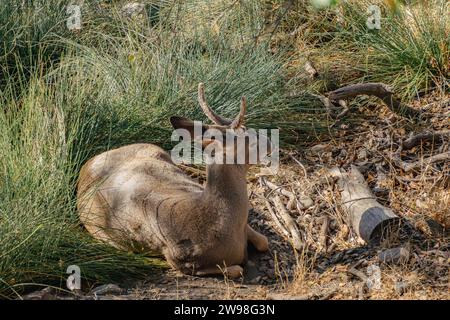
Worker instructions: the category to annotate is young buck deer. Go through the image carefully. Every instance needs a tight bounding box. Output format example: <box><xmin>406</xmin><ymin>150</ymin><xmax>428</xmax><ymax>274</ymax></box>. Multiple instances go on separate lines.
<box><xmin>77</xmin><ymin>83</ymin><xmax>270</xmax><ymax>278</ymax></box>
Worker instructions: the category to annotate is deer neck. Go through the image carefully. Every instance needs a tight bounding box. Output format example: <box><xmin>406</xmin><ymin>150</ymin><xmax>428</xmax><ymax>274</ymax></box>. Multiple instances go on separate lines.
<box><xmin>203</xmin><ymin>164</ymin><xmax>249</xmax><ymax>209</ymax></box>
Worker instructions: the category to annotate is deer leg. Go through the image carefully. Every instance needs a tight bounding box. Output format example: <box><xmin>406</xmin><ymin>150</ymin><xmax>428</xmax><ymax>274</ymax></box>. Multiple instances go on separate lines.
<box><xmin>195</xmin><ymin>265</ymin><xmax>244</xmax><ymax>279</ymax></box>
<box><xmin>247</xmin><ymin>224</ymin><xmax>269</xmax><ymax>252</ymax></box>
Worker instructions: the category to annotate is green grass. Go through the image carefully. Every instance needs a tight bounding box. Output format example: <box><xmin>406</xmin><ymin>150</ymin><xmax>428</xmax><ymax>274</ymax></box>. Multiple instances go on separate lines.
<box><xmin>0</xmin><ymin>1</ymin><xmax>71</xmax><ymax>90</ymax></box>
<box><xmin>0</xmin><ymin>73</ymin><xmax>168</xmax><ymax>298</ymax></box>
<box><xmin>0</xmin><ymin>0</ymin><xmax>328</xmax><ymax>298</ymax></box>
<box><xmin>286</xmin><ymin>0</ymin><xmax>449</xmax><ymax>99</ymax></box>
<box><xmin>339</xmin><ymin>0</ymin><xmax>449</xmax><ymax>98</ymax></box>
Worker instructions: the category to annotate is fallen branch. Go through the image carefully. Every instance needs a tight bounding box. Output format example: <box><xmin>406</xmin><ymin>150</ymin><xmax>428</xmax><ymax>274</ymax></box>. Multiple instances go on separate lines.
<box><xmin>347</xmin><ymin>268</ymin><xmax>368</xmax><ymax>282</ymax></box>
<box><xmin>262</xmin><ymin>178</ymin><xmax>313</xmax><ymax>210</ymax></box>
<box><xmin>272</xmin><ymin>195</ymin><xmax>303</xmax><ymax>250</ymax></box>
<box><xmin>335</xmin><ymin>100</ymin><xmax>350</xmax><ymax>120</ymax></box>
<box><xmin>263</xmin><ymin>198</ymin><xmax>291</xmax><ymax>239</ymax></box>
<box><xmin>401</xmin><ymin>130</ymin><xmax>449</xmax><ymax>150</ymax></box>
<box><xmin>312</xmin><ymin>93</ymin><xmax>335</xmax><ymax>117</ymax></box>
<box><xmin>330</xmin><ymin>166</ymin><xmax>400</xmax><ymax>244</ymax></box>
<box><xmin>312</xmin><ymin>93</ymin><xmax>351</xmax><ymax>122</ymax></box>
<box><xmin>328</xmin><ymin>83</ymin><xmax>421</xmax><ymax>119</ymax></box>
<box><xmin>394</xmin><ymin>151</ymin><xmax>450</xmax><ymax>172</ymax></box>
<box><xmin>318</xmin><ymin>216</ymin><xmax>330</xmax><ymax>251</ymax></box>
<box><xmin>263</xmin><ymin>179</ymin><xmax>297</xmax><ymax>210</ymax></box>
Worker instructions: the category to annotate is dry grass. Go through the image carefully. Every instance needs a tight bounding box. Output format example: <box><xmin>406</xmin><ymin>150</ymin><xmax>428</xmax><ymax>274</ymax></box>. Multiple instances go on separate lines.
<box><xmin>253</xmin><ymin>90</ymin><xmax>449</xmax><ymax>300</ymax></box>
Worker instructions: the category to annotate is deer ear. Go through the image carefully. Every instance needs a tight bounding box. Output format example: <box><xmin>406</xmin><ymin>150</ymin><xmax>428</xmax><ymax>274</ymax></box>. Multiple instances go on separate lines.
<box><xmin>170</xmin><ymin>116</ymin><xmax>193</xmax><ymax>129</ymax></box>
<box><xmin>170</xmin><ymin>116</ymin><xmax>207</xmax><ymax>139</ymax></box>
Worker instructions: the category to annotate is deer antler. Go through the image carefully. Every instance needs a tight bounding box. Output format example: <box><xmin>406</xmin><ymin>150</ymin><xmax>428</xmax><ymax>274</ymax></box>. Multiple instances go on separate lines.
<box><xmin>230</xmin><ymin>96</ymin><xmax>246</xmax><ymax>129</ymax></box>
<box><xmin>198</xmin><ymin>83</ymin><xmax>246</xmax><ymax>129</ymax></box>
<box><xmin>198</xmin><ymin>83</ymin><xmax>232</xmax><ymax>126</ymax></box>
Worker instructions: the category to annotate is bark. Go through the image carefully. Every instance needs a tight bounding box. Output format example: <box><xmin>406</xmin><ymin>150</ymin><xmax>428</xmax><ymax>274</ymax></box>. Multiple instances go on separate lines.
<box><xmin>272</xmin><ymin>195</ymin><xmax>303</xmax><ymax>250</ymax></box>
<box><xmin>401</xmin><ymin>130</ymin><xmax>449</xmax><ymax>150</ymax></box>
<box><xmin>328</xmin><ymin>83</ymin><xmax>421</xmax><ymax>119</ymax></box>
<box><xmin>330</xmin><ymin>166</ymin><xmax>400</xmax><ymax>244</ymax></box>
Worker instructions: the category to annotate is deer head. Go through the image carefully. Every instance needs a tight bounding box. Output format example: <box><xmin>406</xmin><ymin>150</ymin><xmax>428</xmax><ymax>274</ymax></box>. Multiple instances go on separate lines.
<box><xmin>170</xmin><ymin>83</ymin><xmax>272</xmax><ymax>166</ymax></box>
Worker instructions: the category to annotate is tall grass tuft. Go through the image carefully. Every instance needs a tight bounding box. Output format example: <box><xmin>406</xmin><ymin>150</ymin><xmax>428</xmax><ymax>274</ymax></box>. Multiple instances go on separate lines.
<box><xmin>0</xmin><ymin>73</ymin><xmax>167</xmax><ymax>298</ymax></box>
<box><xmin>0</xmin><ymin>0</ymin><xmax>329</xmax><ymax>297</ymax></box>
<box><xmin>339</xmin><ymin>0</ymin><xmax>449</xmax><ymax>98</ymax></box>
<box><xmin>287</xmin><ymin>0</ymin><xmax>449</xmax><ymax>99</ymax></box>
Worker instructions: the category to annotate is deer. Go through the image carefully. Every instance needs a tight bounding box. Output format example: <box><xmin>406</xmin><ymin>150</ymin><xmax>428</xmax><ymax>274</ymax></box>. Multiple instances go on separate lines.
<box><xmin>76</xmin><ymin>83</ymin><xmax>270</xmax><ymax>279</ymax></box>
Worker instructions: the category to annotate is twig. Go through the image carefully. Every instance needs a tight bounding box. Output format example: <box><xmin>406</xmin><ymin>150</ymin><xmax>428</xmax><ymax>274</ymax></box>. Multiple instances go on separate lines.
<box><xmin>288</xmin><ymin>154</ymin><xmax>308</xmax><ymax>179</ymax></box>
<box><xmin>262</xmin><ymin>178</ymin><xmax>296</xmax><ymax>210</ymax></box>
<box><xmin>318</xmin><ymin>216</ymin><xmax>330</xmax><ymax>251</ymax></box>
<box><xmin>262</xmin><ymin>198</ymin><xmax>291</xmax><ymax>239</ymax></box>
<box><xmin>272</xmin><ymin>195</ymin><xmax>303</xmax><ymax>250</ymax></box>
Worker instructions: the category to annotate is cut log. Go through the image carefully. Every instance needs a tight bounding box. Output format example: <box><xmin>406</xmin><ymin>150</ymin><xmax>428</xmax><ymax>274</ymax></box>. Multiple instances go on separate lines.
<box><xmin>330</xmin><ymin>166</ymin><xmax>400</xmax><ymax>244</ymax></box>
<box><xmin>327</xmin><ymin>83</ymin><xmax>421</xmax><ymax>118</ymax></box>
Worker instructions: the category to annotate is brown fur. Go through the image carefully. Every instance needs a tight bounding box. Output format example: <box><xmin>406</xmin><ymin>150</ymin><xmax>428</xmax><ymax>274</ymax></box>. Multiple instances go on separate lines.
<box><xmin>76</xmin><ymin>85</ymin><xmax>269</xmax><ymax>278</ymax></box>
